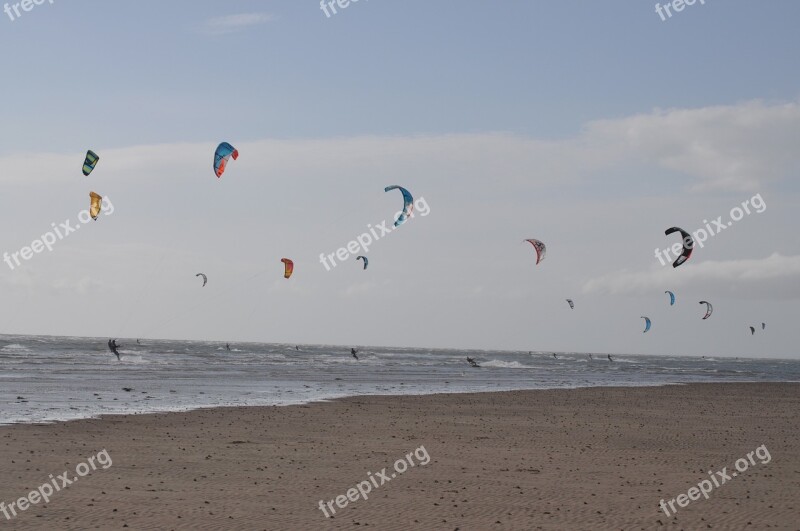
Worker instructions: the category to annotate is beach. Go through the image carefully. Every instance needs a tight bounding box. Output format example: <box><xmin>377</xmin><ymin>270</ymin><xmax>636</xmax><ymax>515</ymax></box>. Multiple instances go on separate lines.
<box><xmin>1</xmin><ymin>383</ymin><xmax>797</xmax><ymax>530</ymax></box>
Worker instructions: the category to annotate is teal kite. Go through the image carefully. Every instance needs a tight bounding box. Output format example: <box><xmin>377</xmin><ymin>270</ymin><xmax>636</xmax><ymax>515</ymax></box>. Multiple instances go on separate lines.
<box><xmin>82</xmin><ymin>150</ymin><xmax>99</xmax><ymax>176</ymax></box>
<box><xmin>384</xmin><ymin>185</ymin><xmax>414</xmax><ymax>227</ymax></box>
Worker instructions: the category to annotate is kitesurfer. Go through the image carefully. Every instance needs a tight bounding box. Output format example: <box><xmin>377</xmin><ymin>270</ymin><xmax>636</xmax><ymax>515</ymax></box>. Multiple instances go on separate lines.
<box><xmin>108</xmin><ymin>339</ymin><xmax>121</xmax><ymax>361</ymax></box>
<box><xmin>351</xmin><ymin>348</ymin><xmax>359</xmax><ymax>360</ymax></box>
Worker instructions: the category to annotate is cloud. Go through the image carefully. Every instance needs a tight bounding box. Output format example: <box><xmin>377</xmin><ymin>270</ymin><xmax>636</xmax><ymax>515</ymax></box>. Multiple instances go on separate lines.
<box><xmin>582</xmin><ymin>253</ymin><xmax>800</xmax><ymax>300</ymax></box>
<box><xmin>583</xmin><ymin>100</ymin><xmax>800</xmax><ymax>192</ymax></box>
<box><xmin>201</xmin><ymin>13</ymin><xmax>274</xmax><ymax>35</ymax></box>
<box><xmin>342</xmin><ymin>281</ymin><xmax>378</xmax><ymax>297</ymax></box>
<box><xmin>1</xmin><ymin>100</ymin><xmax>796</xmax><ymax>193</ymax></box>
<box><xmin>51</xmin><ymin>276</ymin><xmax>108</xmax><ymax>295</ymax></box>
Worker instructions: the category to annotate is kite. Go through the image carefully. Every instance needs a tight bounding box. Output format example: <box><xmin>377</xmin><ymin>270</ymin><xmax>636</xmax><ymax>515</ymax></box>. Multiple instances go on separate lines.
<box><xmin>524</xmin><ymin>239</ymin><xmax>546</xmax><ymax>265</ymax></box>
<box><xmin>82</xmin><ymin>150</ymin><xmax>99</xmax><ymax>176</ymax></box>
<box><xmin>566</xmin><ymin>299</ymin><xmax>574</xmax><ymax>309</ymax></box>
<box><xmin>357</xmin><ymin>256</ymin><xmax>368</xmax><ymax>270</ymax></box>
<box><xmin>214</xmin><ymin>142</ymin><xmax>239</xmax><ymax>178</ymax></box>
<box><xmin>665</xmin><ymin>290</ymin><xmax>675</xmax><ymax>306</ymax></box>
<box><xmin>641</xmin><ymin>316</ymin><xmax>652</xmax><ymax>333</ymax></box>
<box><xmin>750</xmin><ymin>326</ymin><xmax>756</xmax><ymax>335</ymax></box>
<box><xmin>281</xmin><ymin>258</ymin><xmax>294</xmax><ymax>279</ymax></box>
<box><xmin>699</xmin><ymin>301</ymin><xmax>713</xmax><ymax>320</ymax></box>
<box><xmin>196</xmin><ymin>273</ymin><xmax>207</xmax><ymax>287</ymax></box>
<box><xmin>89</xmin><ymin>192</ymin><xmax>102</xmax><ymax>220</ymax></box>
<box><xmin>664</xmin><ymin>227</ymin><xmax>694</xmax><ymax>268</ymax></box>
<box><xmin>762</xmin><ymin>322</ymin><xmax>766</xmax><ymax>330</ymax></box>
<box><xmin>384</xmin><ymin>185</ymin><xmax>414</xmax><ymax>227</ymax></box>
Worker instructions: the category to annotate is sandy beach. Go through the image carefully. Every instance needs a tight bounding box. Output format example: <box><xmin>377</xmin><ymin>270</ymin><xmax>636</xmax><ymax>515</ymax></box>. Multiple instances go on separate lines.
<box><xmin>1</xmin><ymin>383</ymin><xmax>798</xmax><ymax>530</ymax></box>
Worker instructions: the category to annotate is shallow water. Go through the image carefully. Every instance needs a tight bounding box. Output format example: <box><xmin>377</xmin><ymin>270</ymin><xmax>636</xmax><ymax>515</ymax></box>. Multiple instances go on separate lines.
<box><xmin>2</xmin><ymin>334</ymin><xmax>798</xmax><ymax>425</ymax></box>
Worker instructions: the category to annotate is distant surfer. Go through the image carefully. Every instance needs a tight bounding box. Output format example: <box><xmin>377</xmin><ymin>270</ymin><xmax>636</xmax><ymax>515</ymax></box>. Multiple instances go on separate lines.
<box><xmin>552</xmin><ymin>353</ymin><xmax>558</xmax><ymax>359</ymax></box>
<box><xmin>589</xmin><ymin>354</ymin><xmax>593</xmax><ymax>360</ymax></box>
<box><xmin>351</xmin><ymin>348</ymin><xmax>359</xmax><ymax>360</ymax></box>
<box><xmin>295</xmin><ymin>345</ymin><xmax>300</xmax><ymax>351</ymax></box>
<box><xmin>226</xmin><ymin>343</ymin><xmax>231</xmax><ymax>351</ymax></box>
<box><xmin>137</xmin><ymin>339</ymin><xmax>141</xmax><ymax>345</ymax></box>
<box><xmin>607</xmin><ymin>354</ymin><xmax>613</xmax><ymax>362</ymax></box>
<box><xmin>466</xmin><ymin>357</ymin><xmax>480</xmax><ymax>368</ymax></box>
<box><xmin>108</xmin><ymin>339</ymin><xmax>121</xmax><ymax>361</ymax></box>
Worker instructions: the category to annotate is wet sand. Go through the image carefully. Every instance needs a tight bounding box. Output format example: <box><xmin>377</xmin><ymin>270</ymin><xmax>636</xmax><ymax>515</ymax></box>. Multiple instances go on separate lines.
<box><xmin>1</xmin><ymin>383</ymin><xmax>798</xmax><ymax>530</ymax></box>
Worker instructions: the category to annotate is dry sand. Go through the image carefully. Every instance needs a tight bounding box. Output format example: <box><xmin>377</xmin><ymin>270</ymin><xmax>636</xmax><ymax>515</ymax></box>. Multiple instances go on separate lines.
<box><xmin>1</xmin><ymin>383</ymin><xmax>798</xmax><ymax>530</ymax></box>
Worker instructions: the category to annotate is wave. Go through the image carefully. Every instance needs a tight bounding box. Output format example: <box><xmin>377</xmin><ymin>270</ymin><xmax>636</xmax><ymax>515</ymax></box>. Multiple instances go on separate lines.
<box><xmin>1</xmin><ymin>344</ymin><xmax>30</xmax><ymax>352</ymax></box>
<box><xmin>481</xmin><ymin>360</ymin><xmax>530</xmax><ymax>369</ymax></box>
<box><xmin>118</xmin><ymin>355</ymin><xmax>149</xmax><ymax>364</ymax></box>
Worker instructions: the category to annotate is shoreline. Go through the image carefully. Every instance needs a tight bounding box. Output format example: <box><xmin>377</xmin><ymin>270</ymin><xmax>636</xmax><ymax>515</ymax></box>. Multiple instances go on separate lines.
<box><xmin>1</xmin><ymin>382</ymin><xmax>798</xmax><ymax>529</ymax></box>
<box><xmin>1</xmin><ymin>379</ymin><xmax>782</xmax><ymax>428</ymax></box>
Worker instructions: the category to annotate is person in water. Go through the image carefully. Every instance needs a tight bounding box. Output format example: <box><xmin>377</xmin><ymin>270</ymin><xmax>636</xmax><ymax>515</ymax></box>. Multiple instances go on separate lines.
<box><xmin>351</xmin><ymin>348</ymin><xmax>359</xmax><ymax>360</ymax></box>
<box><xmin>607</xmin><ymin>354</ymin><xmax>613</xmax><ymax>362</ymax></box>
<box><xmin>226</xmin><ymin>343</ymin><xmax>231</xmax><ymax>351</ymax></box>
<box><xmin>552</xmin><ymin>353</ymin><xmax>558</xmax><ymax>359</ymax></box>
<box><xmin>108</xmin><ymin>339</ymin><xmax>121</xmax><ymax>361</ymax></box>
<box><xmin>466</xmin><ymin>357</ymin><xmax>479</xmax><ymax>368</ymax></box>
<box><xmin>589</xmin><ymin>354</ymin><xmax>593</xmax><ymax>360</ymax></box>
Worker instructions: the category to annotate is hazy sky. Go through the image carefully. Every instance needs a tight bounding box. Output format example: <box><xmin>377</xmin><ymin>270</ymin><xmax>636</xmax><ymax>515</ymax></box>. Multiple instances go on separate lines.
<box><xmin>1</xmin><ymin>1</ymin><xmax>798</xmax><ymax>357</ymax></box>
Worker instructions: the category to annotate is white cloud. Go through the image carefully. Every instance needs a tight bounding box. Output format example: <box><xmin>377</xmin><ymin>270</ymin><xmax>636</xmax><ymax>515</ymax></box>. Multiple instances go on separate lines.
<box><xmin>582</xmin><ymin>253</ymin><xmax>800</xmax><ymax>299</ymax></box>
<box><xmin>583</xmin><ymin>100</ymin><xmax>800</xmax><ymax>192</ymax></box>
<box><xmin>202</xmin><ymin>13</ymin><xmax>274</xmax><ymax>35</ymax></box>
<box><xmin>2</xmin><ymin>100</ymin><xmax>797</xmax><ymax>193</ymax></box>
<box><xmin>342</xmin><ymin>281</ymin><xmax>378</xmax><ymax>297</ymax></box>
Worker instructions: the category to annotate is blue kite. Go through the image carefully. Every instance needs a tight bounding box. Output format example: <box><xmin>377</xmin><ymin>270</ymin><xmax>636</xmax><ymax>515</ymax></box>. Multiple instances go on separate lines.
<box><xmin>384</xmin><ymin>185</ymin><xmax>414</xmax><ymax>227</ymax></box>
<box><xmin>214</xmin><ymin>142</ymin><xmax>239</xmax><ymax>178</ymax></box>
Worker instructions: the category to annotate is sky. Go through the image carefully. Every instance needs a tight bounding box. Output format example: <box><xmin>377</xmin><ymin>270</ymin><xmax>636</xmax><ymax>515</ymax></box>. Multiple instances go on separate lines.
<box><xmin>1</xmin><ymin>0</ymin><xmax>798</xmax><ymax>357</ymax></box>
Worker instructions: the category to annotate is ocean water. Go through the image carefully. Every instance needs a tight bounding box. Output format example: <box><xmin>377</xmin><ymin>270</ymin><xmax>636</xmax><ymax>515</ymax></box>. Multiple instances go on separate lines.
<box><xmin>1</xmin><ymin>334</ymin><xmax>799</xmax><ymax>426</ymax></box>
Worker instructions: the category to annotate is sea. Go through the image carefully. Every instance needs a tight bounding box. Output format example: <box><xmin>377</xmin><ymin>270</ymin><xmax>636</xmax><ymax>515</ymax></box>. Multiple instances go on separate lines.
<box><xmin>2</xmin><ymin>334</ymin><xmax>799</xmax><ymax>426</ymax></box>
